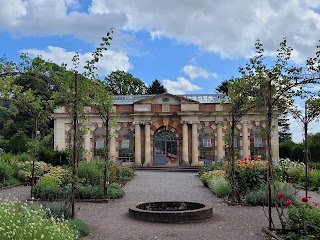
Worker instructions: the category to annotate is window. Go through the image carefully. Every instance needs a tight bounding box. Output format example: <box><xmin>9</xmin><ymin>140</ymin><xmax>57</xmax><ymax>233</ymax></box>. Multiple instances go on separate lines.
<box><xmin>254</xmin><ymin>137</ymin><xmax>263</xmax><ymax>147</ymax></box>
<box><xmin>119</xmin><ymin>128</ymin><xmax>134</xmax><ymax>162</ymax></box>
<box><xmin>202</xmin><ymin>139</ymin><xmax>212</xmax><ymax>147</ymax></box>
<box><xmin>121</xmin><ymin>139</ymin><xmax>130</xmax><ymax>149</ymax></box>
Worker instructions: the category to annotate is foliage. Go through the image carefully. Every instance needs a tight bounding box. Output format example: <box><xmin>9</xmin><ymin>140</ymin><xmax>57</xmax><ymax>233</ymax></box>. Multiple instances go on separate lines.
<box><xmin>286</xmin><ymin>203</ymin><xmax>320</xmax><ymax>239</ymax></box>
<box><xmin>76</xmin><ymin>185</ymin><xmax>103</xmax><ymax>199</ymax></box>
<box><xmin>309</xmin><ymin>170</ymin><xmax>320</xmax><ymax>191</ymax></box>
<box><xmin>209</xmin><ymin>176</ymin><xmax>231</xmax><ymax>198</ymax></box>
<box><xmin>215</xmin><ymin>80</ymin><xmax>229</xmax><ymax>95</ymax></box>
<box><xmin>0</xmin><ymin>161</ymin><xmax>14</xmax><ymax>183</ymax></box>
<box><xmin>107</xmin><ymin>183</ymin><xmax>125</xmax><ymax>199</ymax></box>
<box><xmin>4</xmin><ymin>130</ymin><xmax>30</xmax><ymax>154</ymax></box>
<box><xmin>244</xmin><ymin>181</ymin><xmax>297</xmax><ymax>206</ymax></box>
<box><xmin>33</xmin><ymin>176</ymin><xmax>68</xmax><ymax>200</ymax></box>
<box><xmin>78</xmin><ymin>161</ymin><xmax>103</xmax><ymax>186</ymax></box>
<box><xmin>108</xmin><ymin>162</ymin><xmax>135</xmax><ymax>182</ymax></box>
<box><xmin>225</xmin><ymin>159</ymin><xmax>268</xmax><ymax>199</ymax></box>
<box><xmin>278</xmin><ymin>111</ymin><xmax>292</xmax><ymax>142</ymax></box>
<box><xmin>199</xmin><ymin>170</ymin><xmax>226</xmax><ymax>187</ymax></box>
<box><xmin>146</xmin><ymin>79</ymin><xmax>167</xmax><ymax>94</ymax></box>
<box><xmin>43</xmin><ymin>202</ymin><xmax>72</xmax><ymax>219</ymax></box>
<box><xmin>279</xmin><ymin>140</ymin><xmax>296</xmax><ymax>159</ymax></box>
<box><xmin>105</xmin><ymin>70</ymin><xmax>147</xmax><ymax>95</ymax></box>
<box><xmin>68</xmin><ymin>219</ymin><xmax>90</xmax><ymax>237</ymax></box>
<box><xmin>198</xmin><ymin>161</ymin><xmax>225</xmax><ymax>176</ymax></box>
<box><xmin>0</xmin><ymin>199</ymin><xmax>79</xmax><ymax>240</ymax></box>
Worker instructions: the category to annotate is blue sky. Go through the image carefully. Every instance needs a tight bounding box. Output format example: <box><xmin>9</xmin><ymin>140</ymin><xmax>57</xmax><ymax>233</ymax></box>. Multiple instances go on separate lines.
<box><xmin>1</xmin><ymin>0</ymin><xmax>320</xmax><ymax>143</ymax></box>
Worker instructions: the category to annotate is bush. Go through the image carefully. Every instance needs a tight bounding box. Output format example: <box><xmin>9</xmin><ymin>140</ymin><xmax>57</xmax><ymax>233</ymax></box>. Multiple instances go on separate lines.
<box><xmin>291</xmin><ymin>144</ymin><xmax>304</xmax><ymax>162</ymax></box>
<box><xmin>309</xmin><ymin>162</ymin><xmax>320</xmax><ymax>169</ymax></box>
<box><xmin>68</xmin><ymin>219</ymin><xmax>90</xmax><ymax>237</ymax></box>
<box><xmin>78</xmin><ymin>161</ymin><xmax>103</xmax><ymax>186</ymax></box>
<box><xmin>0</xmin><ymin>162</ymin><xmax>14</xmax><ymax>183</ymax></box>
<box><xmin>4</xmin><ymin>131</ymin><xmax>30</xmax><ymax>154</ymax></box>
<box><xmin>279</xmin><ymin>140</ymin><xmax>296</xmax><ymax>159</ymax></box>
<box><xmin>76</xmin><ymin>185</ymin><xmax>104</xmax><ymax>199</ymax></box>
<box><xmin>309</xmin><ymin>170</ymin><xmax>320</xmax><ymax>191</ymax></box>
<box><xmin>16</xmin><ymin>153</ymin><xmax>31</xmax><ymax>162</ymax></box>
<box><xmin>43</xmin><ymin>202</ymin><xmax>72</xmax><ymax>219</ymax></box>
<box><xmin>108</xmin><ymin>163</ymin><xmax>134</xmax><ymax>183</ymax></box>
<box><xmin>244</xmin><ymin>181</ymin><xmax>297</xmax><ymax>206</ymax></box>
<box><xmin>209</xmin><ymin>176</ymin><xmax>231</xmax><ymax>198</ymax></box>
<box><xmin>37</xmin><ymin>148</ymin><xmax>69</xmax><ymax>166</ymax></box>
<box><xmin>0</xmin><ymin>199</ymin><xmax>79</xmax><ymax>240</ymax></box>
<box><xmin>33</xmin><ymin>176</ymin><xmax>67</xmax><ymax>200</ymax></box>
<box><xmin>287</xmin><ymin>204</ymin><xmax>320</xmax><ymax>239</ymax></box>
<box><xmin>198</xmin><ymin>161</ymin><xmax>224</xmax><ymax>176</ymax></box>
<box><xmin>108</xmin><ymin>183</ymin><xmax>125</xmax><ymax>199</ymax></box>
<box><xmin>199</xmin><ymin>170</ymin><xmax>226</xmax><ymax>187</ymax></box>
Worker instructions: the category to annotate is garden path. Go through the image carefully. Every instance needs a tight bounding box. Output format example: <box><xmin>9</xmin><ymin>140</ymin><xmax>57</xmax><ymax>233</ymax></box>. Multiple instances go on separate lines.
<box><xmin>77</xmin><ymin>171</ymin><xmax>271</xmax><ymax>240</ymax></box>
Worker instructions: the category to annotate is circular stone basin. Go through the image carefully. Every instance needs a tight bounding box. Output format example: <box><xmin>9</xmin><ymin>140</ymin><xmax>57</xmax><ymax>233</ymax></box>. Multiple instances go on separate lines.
<box><xmin>129</xmin><ymin>201</ymin><xmax>213</xmax><ymax>223</ymax></box>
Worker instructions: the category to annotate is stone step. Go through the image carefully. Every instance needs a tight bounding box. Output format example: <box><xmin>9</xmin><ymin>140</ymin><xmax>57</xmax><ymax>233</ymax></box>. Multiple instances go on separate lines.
<box><xmin>134</xmin><ymin>166</ymin><xmax>199</xmax><ymax>172</ymax></box>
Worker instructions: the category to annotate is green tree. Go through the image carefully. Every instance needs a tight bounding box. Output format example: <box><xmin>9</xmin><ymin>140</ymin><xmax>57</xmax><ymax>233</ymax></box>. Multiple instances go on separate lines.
<box><xmin>215</xmin><ymin>80</ymin><xmax>229</xmax><ymax>95</ymax></box>
<box><xmin>105</xmin><ymin>70</ymin><xmax>147</xmax><ymax>95</ymax></box>
<box><xmin>146</xmin><ymin>79</ymin><xmax>167</xmax><ymax>94</ymax></box>
<box><xmin>278</xmin><ymin>111</ymin><xmax>292</xmax><ymax>143</ymax></box>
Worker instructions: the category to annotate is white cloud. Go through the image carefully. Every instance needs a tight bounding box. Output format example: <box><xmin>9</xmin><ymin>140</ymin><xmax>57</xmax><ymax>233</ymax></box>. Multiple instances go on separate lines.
<box><xmin>162</xmin><ymin>77</ymin><xmax>201</xmax><ymax>94</ymax></box>
<box><xmin>23</xmin><ymin>46</ymin><xmax>132</xmax><ymax>76</ymax></box>
<box><xmin>183</xmin><ymin>65</ymin><xmax>218</xmax><ymax>80</ymax></box>
<box><xmin>2</xmin><ymin>1</ymin><xmax>320</xmax><ymax>62</ymax></box>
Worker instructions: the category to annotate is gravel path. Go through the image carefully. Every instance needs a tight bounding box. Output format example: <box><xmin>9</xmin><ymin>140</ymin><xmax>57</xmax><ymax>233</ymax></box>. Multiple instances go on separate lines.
<box><xmin>77</xmin><ymin>171</ymin><xmax>270</xmax><ymax>240</ymax></box>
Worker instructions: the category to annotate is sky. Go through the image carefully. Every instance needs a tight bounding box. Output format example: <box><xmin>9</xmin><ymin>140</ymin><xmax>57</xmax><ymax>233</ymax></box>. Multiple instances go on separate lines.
<box><xmin>1</xmin><ymin>0</ymin><xmax>320</xmax><ymax>143</ymax></box>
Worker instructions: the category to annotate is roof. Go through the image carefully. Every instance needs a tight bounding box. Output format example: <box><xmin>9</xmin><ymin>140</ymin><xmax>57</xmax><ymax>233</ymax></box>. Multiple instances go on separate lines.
<box><xmin>113</xmin><ymin>94</ymin><xmax>228</xmax><ymax>105</ymax></box>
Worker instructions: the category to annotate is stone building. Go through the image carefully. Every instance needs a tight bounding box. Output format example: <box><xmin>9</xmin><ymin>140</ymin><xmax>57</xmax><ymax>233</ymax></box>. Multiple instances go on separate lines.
<box><xmin>53</xmin><ymin>93</ymin><xmax>280</xmax><ymax>166</ymax></box>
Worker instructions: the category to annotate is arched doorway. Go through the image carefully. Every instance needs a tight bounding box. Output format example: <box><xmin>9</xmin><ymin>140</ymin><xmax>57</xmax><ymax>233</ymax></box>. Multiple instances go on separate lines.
<box><xmin>153</xmin><ymin>127</ymin><xmax>178</xmax><ymax>165</ymax></box>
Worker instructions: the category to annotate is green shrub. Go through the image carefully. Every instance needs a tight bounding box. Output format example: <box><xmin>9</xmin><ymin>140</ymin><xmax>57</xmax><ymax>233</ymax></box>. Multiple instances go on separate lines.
<box><xmin>287</xmin><ymin>204</ymin><xmax>320</xmax><ymax>239</ymax></box>
<box><xmin>78</xmin><ymin>161</ymin><xmax>103</xmax><ymax>186</ymax></box>
<box><xmin>43</xmin><ymin>202</ymin><xmax>72</xmax><ymax>219</ymax></box>
<box><xmin>68</xmin><ymin>219</ymin><xmax>90</xmax><ymax>237</ymax></box>
<box><xmin>16</xmin><ymin>153</ymin><xmax>31</xmax><ymax>162</ymax></box>
<box><xmin>286</xmin><ymin>162</ymin><xmax>305</xmax><ymax>182</ymax></box>
<box><xmin>244</xmin><ymin>181</ymin><xmax>297</xmax><ymax>206</ymax></box>
<box><xmin>108</xmin><ymin>163</ymin><xmax>134</xmax><ymax>183</ymax></box>
<box><xmin>4</xmin><ymin>131</ymin><xmax>31</xmax><ymax>154</ymax></box>
<box><xmin>198</xmin><ymin>161</ymin><xmax>224</xmax><ymax>176</ymax></box>
<box><xmin>108</xmin><ymin>183</ymin><xmax>125</xmax><ymax>199</ymax></box>
<box><xmin>199</xmin><ymin>170</ymin><xmax>226</xmax><ymax>187</ymax></box>
<box><xmin>76</xmin><ymin>185</ymin><xmax>104</xmax><ymax>199</ymax></box>
<box><xmin>279</xmin><ymin>140</ymin><xmax>296</xmax><ymax>159</ymax></box>
<box><xmin>0</xmin><ymin>199</ymin><xmax>79</xmax><ymax>240</ymax></box>
<box><xmin>309</xmin><ymin>162</ymin><xmax>320</xmax><ymax>169</ymax></box>
<box><xmin>33</xmin><ymin>176</ymin><xmax>66</xmax><ymax>200</ymax></box>
<box><xmin>309</xmin><ymin>170</ymin><xmax>320</xmax><ymax>191</ymax></box>
<box><xmin>209</xmin><ymin>176</ymin><xmax>231</xmax><ymax>198</ymax></box>
<box><xmin>0</xmin><ymin>162</ymin><xmax>14</xmax><ymax>183</ymax></box>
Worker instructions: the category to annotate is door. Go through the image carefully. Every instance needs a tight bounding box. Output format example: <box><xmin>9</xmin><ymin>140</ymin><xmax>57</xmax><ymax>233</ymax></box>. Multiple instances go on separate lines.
<box><xmin>154</xmin><ymin>140</ymin><xmax>166</xmax><ymax>165</ymax></box>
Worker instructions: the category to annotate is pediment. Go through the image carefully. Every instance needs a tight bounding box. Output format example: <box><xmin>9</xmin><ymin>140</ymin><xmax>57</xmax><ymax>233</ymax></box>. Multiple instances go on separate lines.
<box><xmin>134</xmin><ymin>93</ymin><xmax>198</xmax><ymax>105</ymax></box>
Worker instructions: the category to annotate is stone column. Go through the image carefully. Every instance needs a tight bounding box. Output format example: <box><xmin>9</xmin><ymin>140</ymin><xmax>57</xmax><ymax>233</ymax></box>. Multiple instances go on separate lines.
<box><xmin>144</xmin><ymin>122</ymin><xmax>152</xmax><ymax>166</ymax></box>
<box><xmin>271</xmin><ymin>118</ymin><xmax>279</xmax><ymax>160</ymax></box>
<box><xmin>217</xmin><ymin>122</ymin><xmax>224</xmax><ymax>161</ymax></box>
<box><xmin>84</xmin><ymin>128</ymin><xmax>91</xmax><ymax>160</ymax></box>
<box><xmin>241</xmin><ymin>121</ymin><xmax>249</xmax><ymax>159</ymax></box>
<box><xmin>134</xmin><ymin>122</ymin><xmax>142</xmax><ymax>166</ymax></box>
<box><xmin>182</xmin><ymin>121</ymin><xmax>189</xmax><ymax>165</ymax></box>
<box><xmin>191</xmin><ymin>122</ymin><xmax>199</xmax><ymax>166</ymax></box>
<box><xmin>108</xmin><ymin>128</ymin><xmax>116</xmax><ymax>162</ymax></box>
<box><xmin>54</xmin><ymin>119</ymin><xmax>66</xmax><ymax>150</ymax></box>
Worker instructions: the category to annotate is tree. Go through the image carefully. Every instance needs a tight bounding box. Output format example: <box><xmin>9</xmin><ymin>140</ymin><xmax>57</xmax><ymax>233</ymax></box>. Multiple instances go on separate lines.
<box><xmin>278</xmin><ymin>111</ymin><xmax>292</xmax><ymax>143</ymax></box>
<box><xmin>146</xmin><ymin>79</ymin><xmax>167</xmax><ymax>94</ymax></box>
<box><xmin>239</xmin><ymin>38</ymin><xmax>319</xmax><ymax>230</ymax></box>
<box><xmin>215</xmin><ymin>80</ymin><xmax>229</xmax><ymax>95</ymax></box>
<box><xmin>105</xmin><ymin>70</ymin><xmax>147</xmax><ymax>95</ymax></box>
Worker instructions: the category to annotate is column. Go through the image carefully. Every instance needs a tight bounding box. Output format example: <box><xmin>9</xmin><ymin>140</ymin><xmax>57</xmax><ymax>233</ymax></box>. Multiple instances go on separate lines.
<box><xmin>182</xmin><ymin>122</ymin><xmax>189</xmax><ymax>165</ymax></box>
<box><xmin>271</xmin><ymin>118</ymin><xmax>279</xmax><ymax>160</ymax></box>
<box><xmin>217</xmin><ymin>122</ymin><xmax>224</xmax><ymax>161</ymax></box>
<box><xmin>84</xmin><ymin>128</ymin><xmax>91</xmax><ymax>161</ymax></box>
<box><xmin>108</xmin><ymin>128</ymin><xmax>116</xmax><ymax>162</ymax></box>
<box><xmin>144</xmin><ymin>122</ymin><xmax>151</xmax><ymax>166</ymax></box>
<box><xmin>191</xmin><ymin>122</ymin><xmax>199</xmax><ymax>166</ymax></box>
<box><xmin>134</xmin><ymin>122</ymin><xmax>142</xmax><ymax>166</ymax></box>
<box><xmin>241</xmin><ymin>121</ymin><xmax>249</xmax><ymax>159</ymax></box>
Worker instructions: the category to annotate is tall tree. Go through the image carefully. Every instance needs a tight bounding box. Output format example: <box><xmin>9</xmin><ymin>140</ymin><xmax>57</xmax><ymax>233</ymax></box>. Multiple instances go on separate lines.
<box><xmin>105</xmin><ymin>70</ymin><xmax>147</xmax><ymax>95</ymax></box>
<box><xmin>278</xmin><ymin>111</ymin><xmax>292</xmax><ymax>143</ymax></box>
<box><xmin>146</xmin><ymin>79</ymin><xmax>167</xmax><ymax>94</ymax></box>
<box><xmin>215</xmin><ymin>80</ymin><xmax>229</xmax><ymax>95</ymax></box>
<box><xmin>239</xmin><ymin>38</ymin><xmax>319</xmax><ymax>230</ymax></box>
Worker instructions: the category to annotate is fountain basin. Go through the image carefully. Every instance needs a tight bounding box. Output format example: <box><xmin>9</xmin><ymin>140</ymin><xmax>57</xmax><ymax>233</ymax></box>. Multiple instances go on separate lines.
<box><xmin>129</xmin><ymin>201</ymin><xmax>213</xmax><ymax>223</ymax></box>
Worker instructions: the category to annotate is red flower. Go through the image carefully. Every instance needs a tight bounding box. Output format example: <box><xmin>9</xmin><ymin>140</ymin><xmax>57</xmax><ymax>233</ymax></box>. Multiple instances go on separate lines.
<box><xmin>307</xmin><ymin>196</ymin><xmax>312</xmax><ymax>199</ymax></box>
<box><xmin>284</xmin><ymin>201</ymin><xmax>292</xmax><ymax>206</ymax></box>
<box><xmin>302</xmin><ymin>197</ymin><xmax>308</xmax><ymax>203</ymax></box>
<box><xmin>278</xmin><ymin>193</ymin><xmax>285</xmax><ymax>199</ymax></box>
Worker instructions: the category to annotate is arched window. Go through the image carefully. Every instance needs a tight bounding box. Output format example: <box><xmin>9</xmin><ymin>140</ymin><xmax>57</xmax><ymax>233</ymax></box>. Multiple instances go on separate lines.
<box><xmin>93</xmin><ymin>128</ymin><xmax>106</xmax><ymax>159</ymax></box>
<box><xmin>118</xmin><ymin>128</ymin><xmax>134</xmax><ymax>162</ymax></box>
<box><xmin>199</xmin><ymin>127</ymin><xmax>214</xmax><ymax>161</ymax></box>
<box><xmin>250</xmin><ymin>126</ymin><xmax>266</xmax><ymax>159</ymax></box>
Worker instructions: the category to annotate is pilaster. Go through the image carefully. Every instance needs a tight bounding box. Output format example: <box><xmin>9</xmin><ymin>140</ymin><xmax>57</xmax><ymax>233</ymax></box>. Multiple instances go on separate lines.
<box><xmin>144</xmin><ymin>122</ymin><xmax>152</xmax><ymax>166</ymax></box>
<box><xmin>134</xmin><ymin>122</ymin><xmax>142</xmax><ymax>166</ymax></box>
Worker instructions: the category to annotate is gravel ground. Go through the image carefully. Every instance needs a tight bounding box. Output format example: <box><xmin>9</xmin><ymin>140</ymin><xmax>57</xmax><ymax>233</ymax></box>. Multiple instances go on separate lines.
<box><xmin>1</xmin><ymin>172</ymin><xmax>319</xmax><ymax>240</ymax></box>
<box><xmin>77</xmin><ymin>171</ymin><xmax>272</xmax><ymax>240</ymax></box>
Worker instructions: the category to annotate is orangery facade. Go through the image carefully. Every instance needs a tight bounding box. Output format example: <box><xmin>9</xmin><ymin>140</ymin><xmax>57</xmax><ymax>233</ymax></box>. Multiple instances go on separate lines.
<box><xmin>53</xmin><ymin>94</ymin><xmax>280</xmax><ymax>166</ymax></box>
